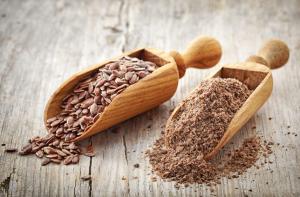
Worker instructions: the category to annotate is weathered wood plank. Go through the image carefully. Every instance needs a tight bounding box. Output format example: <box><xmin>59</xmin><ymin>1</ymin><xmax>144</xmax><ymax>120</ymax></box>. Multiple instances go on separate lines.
<box><xmin>0</xmin><ymin>0</ymin><xmax>299</xmax><ymax>196</ymax></box>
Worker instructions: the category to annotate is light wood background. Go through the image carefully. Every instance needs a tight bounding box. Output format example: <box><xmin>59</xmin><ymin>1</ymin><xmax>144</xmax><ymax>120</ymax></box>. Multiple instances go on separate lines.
<box><xmin>0</xmin><ymin>0</ymin><xmax>299</xmax><ymax>196</ymax></box>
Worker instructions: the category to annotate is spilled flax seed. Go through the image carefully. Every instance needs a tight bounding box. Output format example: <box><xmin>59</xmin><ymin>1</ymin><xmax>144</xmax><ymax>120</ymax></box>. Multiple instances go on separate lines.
<box><xmin>146</xmin><ymin>78</ymin><xmax>272</xmax><ymax>185</ymax></box>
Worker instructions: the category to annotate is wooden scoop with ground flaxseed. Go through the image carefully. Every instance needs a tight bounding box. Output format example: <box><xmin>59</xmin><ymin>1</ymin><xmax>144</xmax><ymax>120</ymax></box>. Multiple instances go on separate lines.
<box><xmin>166</xmin><ymin>39</ymin><xmax>289</xmax><ymax>160</ymax></box>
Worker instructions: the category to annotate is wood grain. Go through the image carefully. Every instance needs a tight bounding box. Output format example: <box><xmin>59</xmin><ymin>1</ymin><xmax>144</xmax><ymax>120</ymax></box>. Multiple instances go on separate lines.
<box><xmin>0</xmin><ymin>0</ymin><xmax>299</xmax><ymax>196</ymax></box>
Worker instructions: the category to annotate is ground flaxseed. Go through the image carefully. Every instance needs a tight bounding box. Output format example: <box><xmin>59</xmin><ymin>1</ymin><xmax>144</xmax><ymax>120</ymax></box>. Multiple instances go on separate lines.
<box><xmin>146</xmin><ymin>78</ymin><xmax>273</xmax><ymax>186</ymax></box>
<box><xmin>165</xmin><ymin>78</ymin><xmax>251</xmax><ymax>156</ymax></box>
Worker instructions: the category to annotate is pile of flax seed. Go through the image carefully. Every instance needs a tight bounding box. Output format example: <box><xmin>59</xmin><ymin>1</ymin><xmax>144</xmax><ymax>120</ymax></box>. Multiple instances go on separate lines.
<box><xmin>19</xmin><ymin>56</ymin><xmax>158</xmax><ymax>166</ymax></box>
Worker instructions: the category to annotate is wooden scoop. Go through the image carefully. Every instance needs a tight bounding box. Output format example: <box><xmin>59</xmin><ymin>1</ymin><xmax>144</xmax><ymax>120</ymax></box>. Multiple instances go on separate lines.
<box><xmin>44</xmin><ymin>36</ymin><xmax>222</xmax><ymax>141</ymax></box>
<box><xmin>166</xmin><ymin>39</ymin><xmax>289</xmax><ymax>160</ymax></box>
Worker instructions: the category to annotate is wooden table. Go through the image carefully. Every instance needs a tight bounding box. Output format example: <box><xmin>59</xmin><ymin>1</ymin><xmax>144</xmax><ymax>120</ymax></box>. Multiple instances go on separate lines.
<box><xmin>1</xmin><ymin>0</ymin><xmax>299</xmax><ymax>196</ymax></box>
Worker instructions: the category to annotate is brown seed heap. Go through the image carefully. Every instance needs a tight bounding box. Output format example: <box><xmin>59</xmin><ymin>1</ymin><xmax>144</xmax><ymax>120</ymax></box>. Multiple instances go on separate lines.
<box><xmin>47</xmin><ymin>56</ymin><xmax>157</xmax><ymax>141</ymax></box>
<box><xmin>146</xmin><ymin>78</ymin><xmax>273</xmax><ymax>185</ymax></box>
<box><xmin>20</xmin><ymin>56</ymin><xmax>158</xmax><ymax>165</ymax></box>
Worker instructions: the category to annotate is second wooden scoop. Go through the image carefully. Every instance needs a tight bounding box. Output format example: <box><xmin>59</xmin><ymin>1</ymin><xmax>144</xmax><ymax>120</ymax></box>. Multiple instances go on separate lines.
<box><xmin>166</xmin><ymin>39</ymin><xmax>289</xmax><ymax>160</ymax></box>
<box><xmin>44</xmin><ymin>36</ymin><xmax>222</xmax><ymax>141</ymax></box>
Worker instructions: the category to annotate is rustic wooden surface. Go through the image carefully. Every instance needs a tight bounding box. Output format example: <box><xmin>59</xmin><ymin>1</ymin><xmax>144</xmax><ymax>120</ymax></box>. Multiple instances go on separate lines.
<box><xmin>0</xmin><ymin>0</ymin><xmax>299</xmax><ymax>196</ymax></box>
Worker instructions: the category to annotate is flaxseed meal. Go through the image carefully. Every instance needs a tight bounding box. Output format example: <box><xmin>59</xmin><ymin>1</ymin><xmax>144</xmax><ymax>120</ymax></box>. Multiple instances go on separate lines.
<box><xmin>19</xmin><ymin>56</ymin><xmax>158</xmax><ymax>165</ymax></box>
<box><xmin>165</xmin><ymin>78</ymin><xmax>251</xmax><ymax>155</ymax></box>
<box><xmin>146</xmin><ymin>78</ymin><xmax>273</xmax><ymax>186</ymax></box>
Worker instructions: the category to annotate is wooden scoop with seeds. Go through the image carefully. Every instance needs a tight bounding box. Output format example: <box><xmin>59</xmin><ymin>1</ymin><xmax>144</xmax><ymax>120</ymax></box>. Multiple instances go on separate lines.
<box><xmin>167</xmin><ymin>39</ymin><xmax>289</xmax><ymax>160</ymax></box>
<box><xmin>44</xmin><ymin>36</ymin><xmax>222</xmax><ymax>141</ymax></box>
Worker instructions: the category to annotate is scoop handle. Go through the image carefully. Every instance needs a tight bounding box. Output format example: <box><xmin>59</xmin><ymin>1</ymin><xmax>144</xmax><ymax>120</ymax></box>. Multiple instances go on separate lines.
<box><xmin>246</xmin><ymin>39</ymin><xmax>289</xmax><ymax>69</ymax></box>
<box><xmin>170</xmin><ymin>36</ymin><xmax>222</xmax><ymax>78</ymax></box>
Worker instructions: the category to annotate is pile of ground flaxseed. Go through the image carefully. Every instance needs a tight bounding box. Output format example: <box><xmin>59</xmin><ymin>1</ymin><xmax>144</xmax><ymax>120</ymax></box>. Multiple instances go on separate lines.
<box><xmin>146</xmin><ymin>78</ymin><xmax>274</xmax><ymax>186</ymax></box>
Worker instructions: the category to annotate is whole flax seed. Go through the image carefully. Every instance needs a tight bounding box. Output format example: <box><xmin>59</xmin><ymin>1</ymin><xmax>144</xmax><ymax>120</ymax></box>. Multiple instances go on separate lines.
<box><xmin>20</xmin><ymin>56</ymin><xmax>158</xmax><ymax>166</ymax></box>
<box><xmin>146</xmin><ymin>78</ymin><xmax>273</xmax><ymax>186</ymax></box>
<box><xmin>45</xmin><ymin>56</ymin><xmax>157</xmax><ymax>142</ymax></box>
